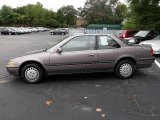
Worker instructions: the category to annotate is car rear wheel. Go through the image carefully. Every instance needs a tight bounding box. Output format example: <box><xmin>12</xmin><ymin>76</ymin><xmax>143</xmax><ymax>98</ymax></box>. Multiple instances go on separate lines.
<box><xmin>115</xmin><ymin>60</ymin><xmax>135</xmax><ymax>79</ymax></box>
<box><xmin>21</xmin><ymin>64</ymin><xmax>43</xmax><ymax>83</ymax></box>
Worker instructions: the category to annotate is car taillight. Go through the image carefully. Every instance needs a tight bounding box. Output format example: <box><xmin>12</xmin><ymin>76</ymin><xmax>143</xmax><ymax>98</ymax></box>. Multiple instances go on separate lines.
<box><xmin>122</xmin><ymin>34</ymin><xmax>126</xmax><ymax>38</ymax></box>
<box><xmin>150</xmin><ymin>49</ymin><xmax>153</xmax><ymax>56</ymax></box>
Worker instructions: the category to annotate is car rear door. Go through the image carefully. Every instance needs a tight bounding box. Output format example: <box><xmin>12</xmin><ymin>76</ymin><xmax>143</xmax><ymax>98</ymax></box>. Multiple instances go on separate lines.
<box><xmin>96</xmin><ymin>35</ymin><xmax>121</xmax><ymax>71</ymax></box>
<box><xmin>49</xmin><ymin>35</ymin><xmax>98</xmax><ymax>74</ymax></box>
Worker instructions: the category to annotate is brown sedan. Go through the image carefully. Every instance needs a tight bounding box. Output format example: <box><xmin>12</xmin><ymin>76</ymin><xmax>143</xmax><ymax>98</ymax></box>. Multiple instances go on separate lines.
<box><xmin>6</xmin><ymin>34</ymin><xmax>155</xmax><ymax>83</ymax></box>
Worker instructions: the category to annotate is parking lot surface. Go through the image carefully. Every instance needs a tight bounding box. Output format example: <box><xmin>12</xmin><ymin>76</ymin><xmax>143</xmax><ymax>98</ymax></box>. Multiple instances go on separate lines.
<box><xmin>0</xmin><ymin>32</ymin><xmax>160</xmax><ymax>120</ymax></box>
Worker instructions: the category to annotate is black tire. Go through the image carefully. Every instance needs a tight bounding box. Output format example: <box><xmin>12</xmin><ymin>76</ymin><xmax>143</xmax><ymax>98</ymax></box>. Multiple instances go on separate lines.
<box><xmin>115</xmin><ymin>60</ymin><xmax>135</xmax><ymax>79</ymax></box>
<box><xmin>21</xmin><ymin>64</ymin><xmax>44</xmax><ymax>83</ymax></box>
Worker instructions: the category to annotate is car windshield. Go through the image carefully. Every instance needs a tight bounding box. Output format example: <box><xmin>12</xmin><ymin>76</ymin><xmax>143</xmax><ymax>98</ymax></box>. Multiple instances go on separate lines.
<box><xmin>47</xmin><ymin>36</ymin><xmax>74</xmax><ymax>52</ymax></box>
<box><xmin>134</xmin><ymin>31</ymin><xmax>150</xmax><ymax>37</ymax></box>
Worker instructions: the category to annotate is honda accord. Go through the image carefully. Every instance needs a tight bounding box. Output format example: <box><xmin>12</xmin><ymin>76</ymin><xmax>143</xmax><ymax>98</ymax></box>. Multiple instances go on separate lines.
<box><xmin>6</xmin><ymin>34</ymin><xmax>155</xmax><ymax>83</ymax></box>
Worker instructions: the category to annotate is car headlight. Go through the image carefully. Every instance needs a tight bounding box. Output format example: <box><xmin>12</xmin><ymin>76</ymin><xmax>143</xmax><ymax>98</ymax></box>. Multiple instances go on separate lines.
<box><xmin>128</xmin><ymin>39</ymin><xmax>135</xmax><ymax>43</ymax></box>
<box><xmin>7</xmin><ymin>60</ymin><xmax>16</xmax><ymax>67</ymax></box>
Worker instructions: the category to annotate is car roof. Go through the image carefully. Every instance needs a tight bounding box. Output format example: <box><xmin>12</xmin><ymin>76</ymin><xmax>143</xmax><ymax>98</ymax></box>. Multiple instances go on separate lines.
<box><xmin>73</xmin><ymin>34</ymin><xmax>114</xmax><ymax>37</ymax></box>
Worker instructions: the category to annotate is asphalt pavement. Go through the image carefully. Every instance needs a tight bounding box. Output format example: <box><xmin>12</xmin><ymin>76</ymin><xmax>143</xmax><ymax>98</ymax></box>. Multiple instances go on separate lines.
<box><xmin>0</xmin><ymin>32</ymin><xmax>160</xmax><ymax>120</ymax></box>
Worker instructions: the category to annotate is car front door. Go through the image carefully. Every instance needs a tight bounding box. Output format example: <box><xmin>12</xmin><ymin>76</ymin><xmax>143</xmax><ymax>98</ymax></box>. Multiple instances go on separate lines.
<box><xmin>96</xmin><ymin>35</ymin><xmax>121</xmax><ymax>71</ymax></box>
<box><xmin>49</xmin><ymin>35</ymin><xmax>98</xmax><ymax>74</ymax></box>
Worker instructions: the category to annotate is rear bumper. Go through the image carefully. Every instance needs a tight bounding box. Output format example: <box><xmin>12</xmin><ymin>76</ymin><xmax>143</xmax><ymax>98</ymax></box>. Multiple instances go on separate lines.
<box><xmin>136</xmin><ymin>57</ymin><xmax>155</xmax><ymax>68</ymax></box>
<box><xmin>6</xmin><ymin>67</ymin><xmax>19</xmax><ymax>76</ymax></box>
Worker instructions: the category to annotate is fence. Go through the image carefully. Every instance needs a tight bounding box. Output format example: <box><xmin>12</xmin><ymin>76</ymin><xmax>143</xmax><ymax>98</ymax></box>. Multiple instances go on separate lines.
<box><xmin>69</xmin><ymin>29</ymin><xmax>120</xmax><ymax>36</ymax></box>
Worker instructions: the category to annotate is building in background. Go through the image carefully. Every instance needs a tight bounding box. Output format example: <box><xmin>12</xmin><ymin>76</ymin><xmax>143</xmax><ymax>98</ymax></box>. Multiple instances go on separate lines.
<box><xmin>76</xmin><ymin>17</ymin><xmax>88</xmax><ymax>27</ymax></box>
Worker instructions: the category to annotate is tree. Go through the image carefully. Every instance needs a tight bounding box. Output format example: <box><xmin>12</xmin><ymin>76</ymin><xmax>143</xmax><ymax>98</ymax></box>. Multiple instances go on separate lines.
<box><xmin>12</xmin><ymin>2</ymin><xmax>57</xmax><ymax>27</ymax></box>
<box><xmin>124</xmin><ymin>0</ymin><xmax>160</xmax><ymax>29</ymax></box>
<box><xmin>57</xmin><ymin>5</ymin><xmax>77</xmax><ymax>26</ymax></box>
<box><xmin>44</xmin><ymin>10</ymin><xmax>57</xmax><ymax>27</ymax></box>
<box><xmin>115</xmin><ymin>3</ymin><xmax>128</xmax><ymax>18</ymax></box>
<box><xmin>0</xmin><ymin>3</ymin><xmax>78</xmax><ymax>27</ymax></box>
<box><xmin>80</xmin><ymin>0</ymin><xmax>126</xmax><ymax>24</ymax></box>
<box><xmin>0</xmin><ymin>5</ymin><xmax>13</xmax><ymax>26</ymax></box>
<box><xmin>0</xmin><ymin>10</ymin><xmax>3</xmax><ymax>25</ymax></box>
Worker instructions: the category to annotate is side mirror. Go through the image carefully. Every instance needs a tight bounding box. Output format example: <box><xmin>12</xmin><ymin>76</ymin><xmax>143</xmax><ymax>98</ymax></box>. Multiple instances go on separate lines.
<box><xmin>56</xmin><ymin>48</ymin><xmax>62</xmax><ymax>54</ymax></box>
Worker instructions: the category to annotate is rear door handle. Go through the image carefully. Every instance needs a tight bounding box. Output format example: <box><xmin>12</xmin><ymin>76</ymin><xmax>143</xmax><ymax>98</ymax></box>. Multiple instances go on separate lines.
<box><xmin>88</xmin><ymin>53</ymin><xmax>94</xmax><ymax>57</ymax></box>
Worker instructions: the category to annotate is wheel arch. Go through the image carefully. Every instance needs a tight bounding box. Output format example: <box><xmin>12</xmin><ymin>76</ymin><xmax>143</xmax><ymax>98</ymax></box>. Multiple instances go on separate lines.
<box><xmin>115</xmin><ymin>57</ymin><xmax>137</xmax><ymax>70</ymax></box>
<box><xmin>19</xmin><ymin>61</ymin><xmax>47</xmax><ymax>76</ymax></box>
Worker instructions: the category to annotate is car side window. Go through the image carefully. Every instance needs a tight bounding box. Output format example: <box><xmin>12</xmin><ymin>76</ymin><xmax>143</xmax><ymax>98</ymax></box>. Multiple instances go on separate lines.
<box><xmin>98</xmin><ymin>36</ymin><xmax>120</xmax><ymax>49</ymax></box>
<box><xmin>61</xmin><ymin>36</ymin><xmax>96</xmax><ymax>52</ymax></box>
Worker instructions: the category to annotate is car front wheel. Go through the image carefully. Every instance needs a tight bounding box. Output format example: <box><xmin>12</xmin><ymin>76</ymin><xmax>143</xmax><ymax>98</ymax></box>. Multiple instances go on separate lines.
<box><xmin>21</xmin><ymin>64</ymin><xmax>43</xmax><ymax>83</ymax></box>
<box><xmin>115</xmin><ymin>60</ymin><xmax>135</xmax><ymax>79</ymax></box>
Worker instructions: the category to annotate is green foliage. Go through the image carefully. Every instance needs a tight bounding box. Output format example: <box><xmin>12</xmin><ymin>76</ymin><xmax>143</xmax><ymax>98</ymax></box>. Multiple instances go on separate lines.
<box><xmin>56</xmin><ymin>5</ymin><xmax>77</xmax><ymax>26</ymax></box>
<box><xmin>115</xmin><ymin>3</ymin><xmax>128</xmax><ymax>18</ymax></box>
<box><xmin>0</xmin><ymin>5</ymin><xmax>13</xmax><ymax>26</ymax></box>
<box><xmin>123</xmin><ymin>19</ymin><xmax>137</xmax><ymax>29</ymax></box>
<box><xmin>0</xmin><ymin>3</ymin><xmax>77</xmax><ymax>28</ymax></box>
<box><xmin>124</xmin><ymin>0</ymin><xmax>160</xmax><ymax>29</ymax></box>
<box><xmin>79</xmin><ymin>0</ymin><xmax>127</xmax><ymax>25</ymax></box>
<box><xmin>0</xmin><ymin>1</ymin><xmax>129</xmax><ymax>27</ymax></box>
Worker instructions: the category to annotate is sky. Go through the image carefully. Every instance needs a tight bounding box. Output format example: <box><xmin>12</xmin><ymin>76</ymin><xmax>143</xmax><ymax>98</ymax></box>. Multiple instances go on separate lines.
<box><xmin>0</xmin><ymin>0</ymin><xmax>126</xmax><ymax>12</ymax></box>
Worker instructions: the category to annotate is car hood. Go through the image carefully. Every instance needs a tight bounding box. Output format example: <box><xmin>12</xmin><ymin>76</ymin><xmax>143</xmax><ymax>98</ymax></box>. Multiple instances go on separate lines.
<box><xmin>125</xmin><ymin>36</ymin><xmax>143</xmax><ymax>40</ymax></box>
<box><xmin>140</xmin><ymin>40</ymin><xmax>160</xmax><ymax>46</ymax></box>
<box><xmin>124</xmin><ymin>37</ymin><xmax>134</xmax><ymax>40</ymax></box>
<box><xmin>11</xmin><ymin>50</ymin><xmax>51</xmax><ymax>67</ymax></box>
<box><xmin>22</xmin><ymin>49</ymin><xmax>47</xmax><ymax>56</ymax></box>
<box><xmin>134</xmin><ymin>36</ymin><xmax>143</xmax><ymax>38</ymax></box>
<box><xmin>13</xmin><ymin>49</ymin><xmax>48</xmax><ymax>59</ymax></box>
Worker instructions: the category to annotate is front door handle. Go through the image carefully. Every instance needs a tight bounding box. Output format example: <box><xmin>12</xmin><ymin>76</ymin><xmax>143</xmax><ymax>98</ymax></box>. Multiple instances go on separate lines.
<box><xmin>88</xmin><ymin>53</ymin><xmax>94</xmax><ymax>57</ymax></box>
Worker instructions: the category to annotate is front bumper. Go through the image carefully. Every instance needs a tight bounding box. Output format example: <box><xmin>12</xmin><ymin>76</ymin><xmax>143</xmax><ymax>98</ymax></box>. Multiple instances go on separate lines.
<box><xmin>6</xmin><ymin>67</ymin><xmax>19</xmax><ymax>76</ymax></box>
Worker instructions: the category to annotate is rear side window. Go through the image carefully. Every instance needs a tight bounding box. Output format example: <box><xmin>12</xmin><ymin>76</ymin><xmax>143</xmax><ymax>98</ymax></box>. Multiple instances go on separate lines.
<box><xmin>98</xmin><ymin>36</ymin><xmax>120</xmax><ymax>49</ymax></box>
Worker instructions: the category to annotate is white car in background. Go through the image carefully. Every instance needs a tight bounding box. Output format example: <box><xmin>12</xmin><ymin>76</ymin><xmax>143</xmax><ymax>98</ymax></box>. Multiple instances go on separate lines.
<box><xmin>140</xmin><ymin>35</ymin><xmax>160</xmax><ymax>54</ymax></box>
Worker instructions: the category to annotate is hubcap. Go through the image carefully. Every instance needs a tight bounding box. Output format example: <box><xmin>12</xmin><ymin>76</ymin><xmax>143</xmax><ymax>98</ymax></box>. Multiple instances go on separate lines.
<box><xmin>25</xmin><ymin>67</ymin><xmax>39</xmax><ymax>81</ymax></box>
<box><xmin>119</xmin><ymin>63</ymin><xmax>133</xmax><ymax>77</ymax></box>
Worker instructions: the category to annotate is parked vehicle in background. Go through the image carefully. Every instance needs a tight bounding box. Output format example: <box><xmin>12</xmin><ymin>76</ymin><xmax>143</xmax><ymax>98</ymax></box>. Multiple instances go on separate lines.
<box><xmin>0</xmin><ymin>27</ymin><xmax>49</xmax><ymax>35</ymax></box>
<box><xmin>6</xmin><ymin>34</ymin><xmax>154</xmax><ymax>83</ymax></box>
<box><xmin>0</xmin><ymin>27</ymin><xmax>3</xmax><ymax>35</ymax></box>
<box><xmin>37</xmin><ymin>27</ymin><xmax>49</xmax><ymax>32</ymax></box>
<box><xmin>12</xmin><ymin>27</ymin><xmax>23</xmax><ymax>34</ymax></box>
<box><xmin>126</xmin><ymin>30</ymin><xmax>160</xmax><ymax>44</ymax></box>
<box><xmin>139</xmin><ymin>35</ymin><xmax>160</xmax><ymax>54</ymax></box>
<box><xmin>116</xmin><ymin>30</ymin><xmax>138</xmax><ymax>40</ymax></box>
<box><xmin>0</xmin><ymin>27</ymin><xmax>18</xmax><ymax>35</ymax></box>
<box><xmin>50</xmin><ymin>28</ymin><xmax>68</xmax><ymax>35</ymax></box>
